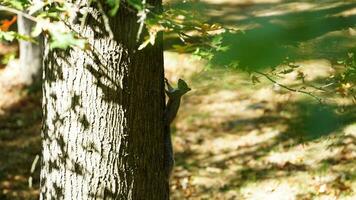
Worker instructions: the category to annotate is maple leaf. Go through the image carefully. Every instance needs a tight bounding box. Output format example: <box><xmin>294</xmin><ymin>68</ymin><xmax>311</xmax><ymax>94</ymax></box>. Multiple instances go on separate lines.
<box><xmin>0</xmin><ymin>16</ymin><xmax>17</xmax><ymax>31</ymax></box>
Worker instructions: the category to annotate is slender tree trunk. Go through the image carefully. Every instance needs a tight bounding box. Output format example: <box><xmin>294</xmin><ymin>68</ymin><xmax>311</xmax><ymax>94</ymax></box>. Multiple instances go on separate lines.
<box><xmin>40</xmin><ymin>1</ymin><xmax>168</xmax><ymax>199</ymax></box>
<box><xmin>17</xmin><ymin>14</ymin><xmax>42</xmax><ymax>85</ymax></box>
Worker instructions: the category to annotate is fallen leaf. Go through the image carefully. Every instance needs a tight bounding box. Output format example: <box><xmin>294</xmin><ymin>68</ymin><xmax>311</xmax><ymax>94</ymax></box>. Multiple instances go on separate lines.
<box><xmin>0</xmin><ymin>16</ymin><xmax>17</xmax><ymax>31</ymax></box>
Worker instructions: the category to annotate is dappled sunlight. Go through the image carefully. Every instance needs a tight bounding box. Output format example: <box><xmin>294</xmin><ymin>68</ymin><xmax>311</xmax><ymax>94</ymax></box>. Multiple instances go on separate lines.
<box><xmin>264</xmin><ymin>140</ymin><xmax>338</xmax><ymax>167</ymax></box>
<box><xmin>0</xmin><ymin>90</ymin><xmax>41</xmax><ymax>199</ymax></box>
<box><xmin>343</xmin><ymin>123</ymin><xmax>356</xmax><ymax>136</ymax></box>
<box><xmin>164</xmin><ymin>52</ymin><xmax>204</xmax><ymax>82</ymax></box>
<box><xmin>166</xmin><ymin>0</ymin><xmax>356</xmax><ymax>77</ymax></box>
<box><xmin>297</xmin><ymin>28</ymin><xmax>356</xmax><ymax>59</ymax></box>
<box><xmin>252</xmin><ymin>2</ymin><xmax>316</xmax><ymax>17</ymax></box>
<box><xmin>0</xmin><ymin>61</ymin><xmax>28</xmax><ymax>115</ymax></box>
<box><xmin>195</xmin><ymin>128</ymin><xmax>280</xmax><ymax>154</ymax></box>
<box><xmin>251</xmin><ymin>1</ymin><xmax>355</xmax><ymax>18</ymax></box>
<box><xmin>169</xmin><ymin>56</ymin><xmax>355</xmax><ymax>199</ymax></box>
<box><xmin>282</xmin><ymin>59</ymin><xmax>334</xmax><ymax>83</ymax></box>
<box><xmin>1</xmin><ymin>0</ymin><xmax>355</xmax><ymax>199</ymax></box>
<box><xmin>332</xmin><ymin>7</ymin><xmax>356</xmax><ymax>17</ymax></box>
<box><xmin>198</xmin><ymin>90</ymin><xmax>246</xmax><ymax>118</ymax></box>
<box><xmin>165</xmin><ymin>1</ymin><xmax>356</xmax><ymax>197</ymax></box>
<box><xmin>242</xmin><ymin>181</ymin><xmax>298</xmax><ymax>200</ymax></box>
<box><xmin>201</xmin><ymin>0</ymin><xmax>282</xmax><ymax>5</ymax></box>
<box><xmin>252</xmin><ymin>87</ymin><xmax>293</xmax><ymax>102</ymax></box>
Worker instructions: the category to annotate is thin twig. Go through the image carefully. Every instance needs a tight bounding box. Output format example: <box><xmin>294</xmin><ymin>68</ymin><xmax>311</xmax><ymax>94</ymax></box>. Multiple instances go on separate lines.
<box><xmin>97</xmin><ymin>1</ymin><xmax>114</xmax><ymax>39</ymax></box>
<box><xmin>304</xmin><ymin>83</ymin><xmax>328</xmax><ymax>92</ymax></box>
<box><xmin>254</xmin><ymin>71</ymin><xmax>323</xmax><ymax>103</ymax></box>
<box><xmin>80</xmin><ymin>0</ymin><xmax>93</xmax><ymax>30</ymax></box>
<box><xmin>320</xmin><ymin>82</ymin><xmax>335</xmax><ymax>89</ymax></box>
<box><xmin>0</xmin><ymin>6</ymin><xmax>38</xmax><ymax>23</ymax></box>
<box><xmin>304</xmin><ymin>82</ymin><xmax>336</xmax><ymax>92</ymax></box>
<box><xmin>28</xmin><ymin>154</ymin><xmax>39</xmax><ymax>188</ymax></box>
<box><xmin>136</xmin><ymin>0</ymin><xmax>148</xmax><ymax>41</ymax></box>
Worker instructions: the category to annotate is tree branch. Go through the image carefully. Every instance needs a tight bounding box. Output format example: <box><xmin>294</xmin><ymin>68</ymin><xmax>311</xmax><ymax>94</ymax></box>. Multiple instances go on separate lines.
<box><xmin>0</xmin><ymin>6</ymin><xmax>38</xmax><ymax>23</ymax></box>
<box><xmin>254</xmin><ymin>71</ymin><xmax>323</xmax><ymax>103</ymax></box>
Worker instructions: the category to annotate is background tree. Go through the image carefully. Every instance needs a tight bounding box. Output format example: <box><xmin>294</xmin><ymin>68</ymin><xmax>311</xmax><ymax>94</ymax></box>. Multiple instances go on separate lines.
<box><xmin>17</xmin><ymin>13</ymin><xmax>42</xmax><ymax>85</ymax></box>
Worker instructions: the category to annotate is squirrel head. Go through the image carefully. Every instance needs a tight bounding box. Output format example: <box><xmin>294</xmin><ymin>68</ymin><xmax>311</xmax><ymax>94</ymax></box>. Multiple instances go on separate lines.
<box><xmin>178</xmin><ymin>79</ymin><xmax>191</xmax><ymax>94</ymax></box>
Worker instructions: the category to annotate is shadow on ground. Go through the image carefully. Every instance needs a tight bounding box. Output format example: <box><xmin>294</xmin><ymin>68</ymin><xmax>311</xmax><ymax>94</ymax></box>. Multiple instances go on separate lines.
<box><xmin>0</xmin><ymin>91</ymin><xmax>41</xmax><ymax>200</ymax></box>
<box><xmin>166</xmin><ymin>0</ymin><xmax>356</xmax><ymax>71</ymax></box>
<box><xmin>172</xmin><ymin>71</ymin><xmax>356</xmax><ymax>199</ymax></box>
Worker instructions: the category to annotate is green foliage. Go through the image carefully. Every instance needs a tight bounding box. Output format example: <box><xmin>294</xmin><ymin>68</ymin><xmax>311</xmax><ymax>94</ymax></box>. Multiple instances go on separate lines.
<box><xmin>0</xmin><ymin>30</ymin><xmax>16</xmax><ymax>41</ymax></box>
<box><xmin>338</xmin><ymin>53</ymin><xmax>356</xmax><ymax>84</ymax></box>
<box><xmin>2</xmin><ymin>0</ymin><xmax>30</xmax><ymax>10</ymax></box>
<box><xmin>127</xmin><ymin>0</ymin><xmax>144</xmax><ymax>10</ymax></box>
<box><xmin>1</xmin><ymin>52</ymin><xmax>16</xmax><ymax>65</ymax></box>
<box><xmin>193</xmin><ymin>34</ymin><xmax>230</xmax><ymax>64</ymax></box>
<box><xmin>106</xmin><ymin>0</ymin><xmax>120</xmax><ymax>16</ymax></box>
<box><xmin>332</xmin><ymin>53</ymin><xmax>356</xmax><ymax>98</ymax></box>
<box><xmin>300</xmin><ymin>104</ymin><xmax>340</xmax><ymax>139</ymax></box>
<box><xmin>49</xmin><ymin>31</ymin><xmax>86</xmax><ymax>50</ymax></box>
<box><xmin>1</xmin><ymin>0</ymin><xmax>355</xmax><ymax>102</ymax></box>
<box><xmin>0</xmin><ymin>30</ymin><xmax>33</xmax><ymax>42</ymax></box>
<box><xmin>1</xmin><ymin>0</ymin><xmax>228</xmax><ymax>52</ymax></box>
<box><xmin>0</xmin><ymin>0</ymin><xmax>150</xmax><ymax>50</ymax></box>
<box><xmin>105</xmin><ymin>0</ymin><xmax>144</xmax><ymax>16</ymax></box>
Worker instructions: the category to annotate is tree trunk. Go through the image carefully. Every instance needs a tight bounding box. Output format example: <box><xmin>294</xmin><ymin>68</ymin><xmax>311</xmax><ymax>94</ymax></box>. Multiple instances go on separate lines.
<box><xmin>40</xmin><ymin>1</ymin><xmax>168</xmax><ymax>199</ymax></box>
<box><xmin>17</xmin><ymin>14</ymin><xmax>42</xmax><ymax>85</ymax></box>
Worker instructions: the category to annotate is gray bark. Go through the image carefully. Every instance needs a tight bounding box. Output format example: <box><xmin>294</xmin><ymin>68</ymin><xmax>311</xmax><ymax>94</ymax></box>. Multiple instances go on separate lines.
<box><xmin>17</xmin><ymin>14</ymin><xmax>42</xmax><ymax>85</ymax></box>
<box><xmin>40</xmin><ymin>1</ymin><xmax>168</xmax><ymax>199</ymax></box>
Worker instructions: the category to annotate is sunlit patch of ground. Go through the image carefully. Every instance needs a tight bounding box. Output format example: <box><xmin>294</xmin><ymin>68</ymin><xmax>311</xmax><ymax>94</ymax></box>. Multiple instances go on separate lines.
<box><xmin>165</xmin><ymin>52</ymin><xmax>205</xmax><ymax>82</ymax></box>
<box><xmin>0</xmin><ymin>90</ymin><xmax>41</xmax><ymax>200</ymax></box>
<box><xmin>169</xmin><ymin>66</ymin><xmax>355</xmax><ymax>199</ymax></box>
<box><xmin>1</xmin><ymin>0</ymin><xmax>355</xmax><ymax>199</ymax></box>
<box><xmin>0</xmin><ymin>48</ymin><xmax>41</xmax><ymax>199</ymax></box>
<box><xmin>164</xmin><ymin>0</ymin><xmax>356</xmax><ymax>193</ymax></box>
<box><xmin>249</xmin><ymin>0</ymin><xmax>354</xmax><ymax>18</ymax></box>
<box><xmin>164</xmin><ymin>37</ymin><xmax>355</xmax><ymax>199</ymax></box>
<box><xmin>201</xmin><ymin>0</ymin><xmax>282</xmax><ymax>5</ymax></box>
<box><xmin>0</xmin><ymin>61</ymin><xmax>26</xmax><ymax>115</ymax></box>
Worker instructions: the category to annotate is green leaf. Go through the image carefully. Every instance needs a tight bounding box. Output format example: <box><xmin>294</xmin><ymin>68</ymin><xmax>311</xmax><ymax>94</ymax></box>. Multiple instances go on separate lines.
<box><xmin>0</xmin><ymin>31</ymin><xmax>16</xmax><ymax>42</ymax></box>
<box><xmin>280</xmin><ymin>68</ymin><xmax>294</xmax><ymax>74</ymax></box>
<box><xmin>2</xmin><ymin>0</ymin><xmax>30</xmax><ymax>10</ymax></box>
<box><xmin>106</xmin><ymin>0</ymin><xmax>120</xmax><ymax>16</ymax></box>
<box><xmin>49</xmin><ymin>31</ymin><xmax>86</xmax><ymax>50</ymax></box>
<box><xmin>127</xmin><ymin>0</ymin><xmax>143</xmax><ymax>10</ymax></box>
<box><xmin>1</xmin><ymin>52</ymin><xmax>16</xmax><ymax>65</ymax></box>
<box><xmin>0</xmin><ymin>30</ymin><xmax>35</xmax><ymax>43</ymax></box>
<box><xmin>211</xmin><ymin>35</ymin><xmax>223</xmax><ymax>46</ymax></box>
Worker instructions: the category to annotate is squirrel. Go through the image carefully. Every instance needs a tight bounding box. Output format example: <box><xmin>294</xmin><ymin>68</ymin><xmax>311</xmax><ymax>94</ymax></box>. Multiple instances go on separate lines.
<box><xmin>163</xmin><ymin>78</ymin><xmax>191</xmax><ymax>180</ymax></box>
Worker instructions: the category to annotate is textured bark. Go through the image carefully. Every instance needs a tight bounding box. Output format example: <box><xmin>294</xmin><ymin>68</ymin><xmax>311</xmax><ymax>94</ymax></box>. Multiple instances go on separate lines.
<box><xmin>40</xmin><ymin>1</ymin><xmax>168</xmax><ymax>199</ymax></box>
<box><xmin>17</xmin><ymin>14</ymin><xmax>42</xmax><ymax>85</ymax></box>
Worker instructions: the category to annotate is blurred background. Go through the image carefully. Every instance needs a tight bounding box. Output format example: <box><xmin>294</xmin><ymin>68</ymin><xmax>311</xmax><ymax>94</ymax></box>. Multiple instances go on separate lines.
<box><xmin>1</xmin><ymin>0</ymin><xmax>355</xmax><ymax>199</ymax></box>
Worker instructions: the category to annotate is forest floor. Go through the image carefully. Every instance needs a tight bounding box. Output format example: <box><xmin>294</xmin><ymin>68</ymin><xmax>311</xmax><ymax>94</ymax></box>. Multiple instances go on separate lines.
<box><xmin>166</xmin><ymin>54</ymin><xmax>356</xmax><ymax>200</ymax></box>
<box><xmin>0</xmin><ymin>65</ymin><xmax>41</xmax><ymax>198</ymax></box>
<box><xmin>1</xmin><ymin>0</ymin><xmax>356</xmax><ymax>199</ymax></box>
